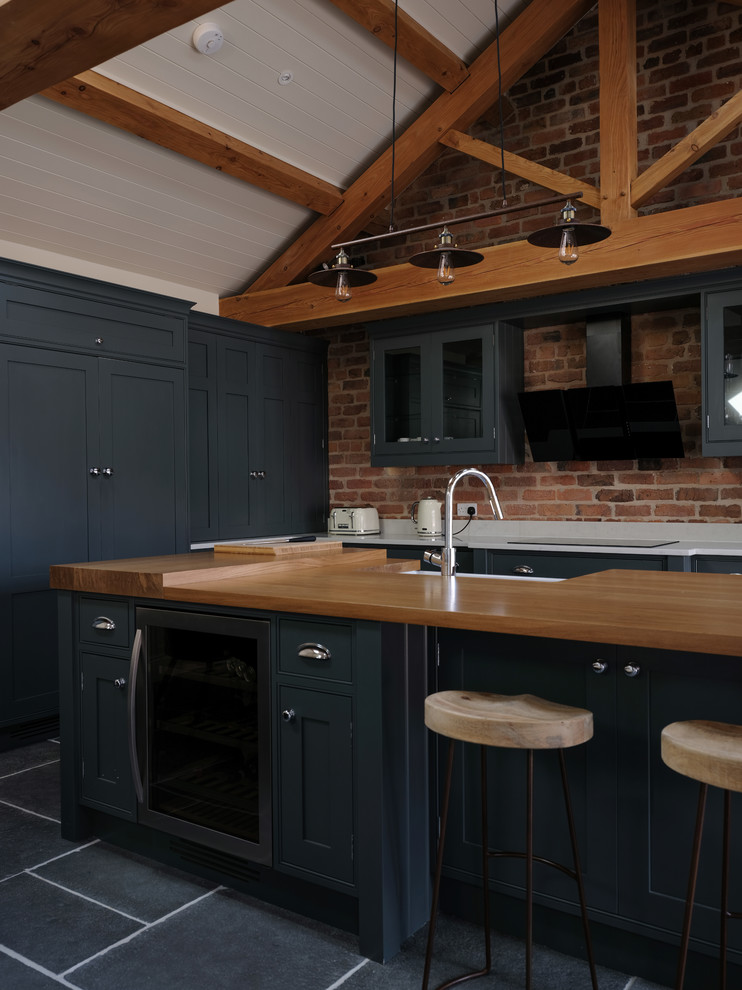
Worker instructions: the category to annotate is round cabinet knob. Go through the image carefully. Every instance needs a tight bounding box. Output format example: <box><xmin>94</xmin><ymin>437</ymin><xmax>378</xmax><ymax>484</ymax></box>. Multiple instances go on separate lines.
<box><xmin>514</xmin><ymin>565</ymin><xmax>534</xmax><ymax>575</ymax></box>
<box><xmin>94</xmin><ymin>337</ymin><xmax>104</xmax><ymax>345</ymax></box>
<box><xmin>623</xmin><ymin>662</ymin><xmax>641</xmax><ymax>678</ymax></box>
<box><xmin>113</xmin><ymin>678</ymin><xmax>126</xmax><ymax>689</ymax></box>
<box><xmin>281</xmin><ymin>708</ymin><xmax>296</xmax><ymax>723</ymax></box>
<box><xmin>101</xmin><ymin>467</ymin><xmax>114</xmax><ymax>477</ymax></box>
<box><xmin>592</xmin><ymin>660</ymin><xmax>608</xmax><ymax>675</ymax></box>
<box><xmin>89</xmin><ymin>467</ymin><xmax>101</xmax><ymax>476</ymax></box>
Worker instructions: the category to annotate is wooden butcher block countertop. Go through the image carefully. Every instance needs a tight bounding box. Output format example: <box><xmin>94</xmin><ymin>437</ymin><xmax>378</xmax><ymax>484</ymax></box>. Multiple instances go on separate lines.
<box><xmin>50</xmin><ymin>548</ymin><xmax>742</xmax><ymax>657</ymax></box>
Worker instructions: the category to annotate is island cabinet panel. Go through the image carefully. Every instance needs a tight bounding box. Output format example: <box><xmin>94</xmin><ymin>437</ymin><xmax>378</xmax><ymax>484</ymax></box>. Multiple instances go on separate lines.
<box><xmin>277</xmin><ymin>685</ymin><xmax>354</xmax><ymax>884</ymax></box>
<box><xmin>0</xmin><ymin>261</ymin><xmax>190</xmax><ymax>743</ymax></box>
<box><xmin>80</xmin><ymin>652</ymin><xmax>135</xmax><ymax>818</ymax></box>
<box><xmin>434</xmin><ymin>629</ymin><xmax>617</xmax><ymax>914</ymax></box>
<box><xmin>434</xmin><ymin>628</ymin><xmax>742</xmax><ymax>975</ymax></box>
<box><xmin>188</xmin><ymin>314</ymin><xmax>328</xmax><ymax>544</ymax></box>
<box><xmin>275</xmin><ymin>616</ymin><xmax>355</xmax><ymax>888</ymax></box>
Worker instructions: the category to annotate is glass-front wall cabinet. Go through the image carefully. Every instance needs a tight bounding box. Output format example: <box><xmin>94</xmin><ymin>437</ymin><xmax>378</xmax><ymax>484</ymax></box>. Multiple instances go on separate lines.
<box><xmin>371</xmin><ymin>318</ymin><xmax>523</xmax><ymax>466</ymax></box>
<box><xmin>703</xmin><ymin>289</ymin><xmax>742</xmax><ymax>454</ymax></box>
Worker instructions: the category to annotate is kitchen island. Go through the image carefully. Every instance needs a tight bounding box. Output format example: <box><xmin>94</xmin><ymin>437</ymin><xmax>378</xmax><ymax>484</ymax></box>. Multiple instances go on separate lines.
<box><xmin>51</xmin><ymin>546</ymin><xmax>742</xmax><ymax>988</ymax></box>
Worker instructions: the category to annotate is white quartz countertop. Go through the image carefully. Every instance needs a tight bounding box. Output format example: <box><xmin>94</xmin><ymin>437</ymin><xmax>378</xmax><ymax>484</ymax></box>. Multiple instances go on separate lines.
<box><xmin>192</xmin><ymin>529</ymin><xmax>742</xmax><ymax>557</ymax></box>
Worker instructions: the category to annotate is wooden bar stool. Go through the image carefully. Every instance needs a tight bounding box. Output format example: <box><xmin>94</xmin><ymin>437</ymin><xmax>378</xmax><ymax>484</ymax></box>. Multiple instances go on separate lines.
<box><xmin>661</xmin><ymin>720</ymin><xmax>742</xmax><ymax>990</ymax></box>
<box><xmin>422</xmin><ymin>690</ymin><xmax>598</xmax><ymax>990</ymax></box>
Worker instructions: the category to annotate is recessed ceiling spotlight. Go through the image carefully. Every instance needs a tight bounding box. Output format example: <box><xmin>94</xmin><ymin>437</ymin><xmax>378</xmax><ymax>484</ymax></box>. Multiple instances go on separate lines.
<box><xmin>192</xmin><ymin>23</ymin><xmax>224</xmax><ymax>55</ymax></box>
<box><xmin>278</xmin><ymin>70</ymin><xmax>294</xmax><ymax>86</ymax></box>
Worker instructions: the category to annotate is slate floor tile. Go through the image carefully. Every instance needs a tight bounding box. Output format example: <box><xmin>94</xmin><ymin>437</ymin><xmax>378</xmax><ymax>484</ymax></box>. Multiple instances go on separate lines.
<box><xmin>0</xmin><ymin>872</ymin><xmax>143</xmax><ymax>974</ymax></box>
<box><xmin>0</xmin><ymin>740</ymin><xmax>60</xmax><ymax>778</ymax></box>
<box><xmin>71</xmin><ymin>888</ymin><xmax>363</xmax><ymax>990</ymax></box>
<box><xmin>0</xmin><ymin>949</ymin><xmax>68</xmax><ymax>990</ymax></box>
<box><xmin>0</xmin><ymin>804</ymin><xmax>78</xmax><ymax>881</ymax></box>
<box><xmin>35</xmin><ymin>841</ymin><xmax>216</xmax><ymax>923</ymax></box>
<box><xmin>0</xmin><ymin>758</ymin><xmax>61</xmax><ymax>820</ymax></box>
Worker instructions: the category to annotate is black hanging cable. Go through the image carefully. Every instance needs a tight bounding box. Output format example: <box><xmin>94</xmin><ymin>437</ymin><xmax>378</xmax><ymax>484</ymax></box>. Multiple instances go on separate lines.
<box><xmin>389</xmin><ymin>0</ymin><xmax>399</xmax><ymax>231</ymax></box>
<box><xmin>494</xmin><ymin>1</ymin><xmax>507</xmax><ymax>208</ymax></box>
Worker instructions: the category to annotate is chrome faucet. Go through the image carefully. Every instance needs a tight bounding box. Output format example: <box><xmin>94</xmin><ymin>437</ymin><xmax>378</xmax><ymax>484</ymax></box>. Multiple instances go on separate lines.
<box><xmin>424</xmin><ymin>468</ymin><xmax>504</xmax><ymax>577</ymax></box>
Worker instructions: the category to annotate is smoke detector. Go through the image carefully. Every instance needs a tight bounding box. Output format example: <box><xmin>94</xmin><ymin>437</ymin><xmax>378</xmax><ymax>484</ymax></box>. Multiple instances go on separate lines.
<box><xmin>192</xmin><ymin>23</ymin><xmax>224</xmax><ymax>55</ymax></box>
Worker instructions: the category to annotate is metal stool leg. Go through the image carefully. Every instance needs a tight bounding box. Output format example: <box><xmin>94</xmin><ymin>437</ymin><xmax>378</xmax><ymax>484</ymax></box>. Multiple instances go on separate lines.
<box><xmin>422</xmin><ymin>741</ymin><xmax>492</xmax><ymax>990</ymax></box>
<box><xmin>720</xmin><ymin>789</ymin><xmax>731</xmax><ymax>990</ymax></box>
<box><xmin>525</xmin><ymin>749</ymin><xmax>534</xmax><ymax>990</ymax></box>
<box><xmin>676</xmin><ymin>782</ymin><xmax>708</xmax><ymax>990</ymax></box>
<box><xmin>558</xmin><ymin>749</ymin><xmax>599</xmax><ymax>990</ymax></box>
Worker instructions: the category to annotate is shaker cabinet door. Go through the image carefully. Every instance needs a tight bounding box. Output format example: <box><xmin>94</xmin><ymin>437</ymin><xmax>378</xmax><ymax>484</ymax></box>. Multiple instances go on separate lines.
<box><xmin>0</xmin><ymin>346</ymin><xmax>99</xmax><ymax>726</ymax></box>
<box><xmin>98</xmin><ymin>360</ymin><xmax>187</xmax><ymax>559</ymax></box>
<box><xmin>278</xmin><ymin>685</ymin><xmax>354</xmax><ymax>885</ymax></box>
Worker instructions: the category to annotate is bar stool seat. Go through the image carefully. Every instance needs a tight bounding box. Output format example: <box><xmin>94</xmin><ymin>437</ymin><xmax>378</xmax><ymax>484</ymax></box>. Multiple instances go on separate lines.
<box><xmin>424</xmin><ymin>691</ymin><xmax>594</xmax><ymax>750</ymax></box>
<box><xmin>661</xmin><ymin>720</ymin><xmax>742</xmax><ymax>990</ymax></box>
<box><xmin>422</xmin><ymin>689</ymin><xmax>598</xmax><ymax>990</ymax></box>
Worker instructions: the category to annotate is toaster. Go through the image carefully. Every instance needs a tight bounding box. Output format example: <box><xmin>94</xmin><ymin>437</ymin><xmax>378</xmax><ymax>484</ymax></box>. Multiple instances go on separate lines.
<box><xmin>328</xmin><ymin>507</ymin><xmax>380</xmax><ymax>535</ymax></box>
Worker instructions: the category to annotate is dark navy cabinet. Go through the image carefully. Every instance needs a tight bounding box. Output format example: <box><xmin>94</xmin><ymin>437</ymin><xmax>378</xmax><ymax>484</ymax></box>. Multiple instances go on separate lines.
<box><xmin>0</xmin><ymin>261</ymin><xmax>190</xmax><ymax>743</ymax></box>
<box><xmin>188</xmin><ymin>314</ymin><xmax>328</xmax><ymax>543</ymax></box>
<box><xmin>692</xmin><ymin>554</ymin><xmax>742</xmax><ymax>574</ymax></box>
<box><xmin>434</xmin><ymin>628</ymin><xmax>742</xmax><ymax>984</ymax></box>
<box><xmin>369</xmin><ymin>312</ymin><xmax>523</xmax><ymax>466</ymax></box>
<box><xmin>482</xmin><ymin>548</ymin><xmax>678</xmax><ymax>578</ymax></box>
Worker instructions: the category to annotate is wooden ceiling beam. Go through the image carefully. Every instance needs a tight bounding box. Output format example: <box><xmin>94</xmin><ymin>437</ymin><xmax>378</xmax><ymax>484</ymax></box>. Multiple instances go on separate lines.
<box><xmin>41</xmin><ymin>71</ymin><xmax>344</xmax><ymax>216</ymax></box>
<box><xmin>246</xmin><ymin>0</ymin><xmax>597</xmax><ymax>293</ymax></box>
<box><xmin>632</xmin><ymin>88</ymin><xmax>742</xmax><ymax>208</ymax></box>
<box><xmin>440</xmin><ymin>129</ymin><xmax>602</xmax><ymax>210</ymax></box>
<box><xmin>326</xmin><ymin>0</ymin><xmax>469</xmax><ymax>92</ymax></box>
<box><xmin>220</xmin><ymin>197</ymin><xmax>742</xmax><ymax>330</ymax></box>
<box><xmin>599</xmin><ymin>0</ymin><xmax>637</xmax><ymax>225</ymax></box>
<box><xmin>0</xmin><ymin>0</ymin><xmax>219</xmax><ymax>111</ymax></box>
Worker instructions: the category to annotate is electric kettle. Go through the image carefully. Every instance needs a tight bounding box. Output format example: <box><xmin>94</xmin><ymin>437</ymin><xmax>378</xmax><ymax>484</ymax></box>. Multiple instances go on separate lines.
<box><xmin>411</xmin><ymin>498</ymin><xmax>443</xmax><ymax>536</ymax></box>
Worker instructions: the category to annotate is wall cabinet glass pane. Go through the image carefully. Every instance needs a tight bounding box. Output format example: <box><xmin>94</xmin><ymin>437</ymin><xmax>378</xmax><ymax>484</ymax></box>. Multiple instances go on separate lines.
<box><xmin>703</xmin><ymin>289</ymin><xmax>742</xmax><ymax>453</ymax></box>
<box><xmin>370</xmin><ymin>316</ymin><xmax>523</xmax><ymax>466</ymax></box>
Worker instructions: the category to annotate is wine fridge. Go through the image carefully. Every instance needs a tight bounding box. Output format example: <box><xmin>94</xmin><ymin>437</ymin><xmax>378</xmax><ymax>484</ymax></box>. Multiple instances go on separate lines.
<box><xmin>129</xmin><ymin>607</ymin><xmax>271</xmax><ymax>864</ymax></box>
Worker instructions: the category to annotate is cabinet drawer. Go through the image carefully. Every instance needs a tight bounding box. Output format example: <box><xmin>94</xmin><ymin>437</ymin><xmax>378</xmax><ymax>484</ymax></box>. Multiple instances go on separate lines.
<box><xmin>693</xmin><ymin>556</ymin><xmax>742</xmax><ymax>574</ymax></box>
<box><xmin>0</xmin><ymin>283</ymin><xmax>185</xmax><ymax>363</ymax></box>
<box><xmin>278</xmin><ymin>620</ymin><xmax>352</xmax><ymax>683</ymax></box>
<box><xmin>486</xmin><ymin>550</ymin><xmax>665</xmax><ymax>579</ymax></box>
<box><xmin>78</xmin><ymin>598</ymin><xmax>131</xmax><ymax>650</ymax></box>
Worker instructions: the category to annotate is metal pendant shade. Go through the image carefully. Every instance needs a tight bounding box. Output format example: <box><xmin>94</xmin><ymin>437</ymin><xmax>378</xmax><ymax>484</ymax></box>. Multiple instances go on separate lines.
<box><xmin>526</xmin><ymin>200</ymin><xmax>611</xmax><ymax>248</ymax></box>
<box><xmin>306</xmin><ymin>249</ymin><xmax>377</xmax><ymax>288</ymax></box>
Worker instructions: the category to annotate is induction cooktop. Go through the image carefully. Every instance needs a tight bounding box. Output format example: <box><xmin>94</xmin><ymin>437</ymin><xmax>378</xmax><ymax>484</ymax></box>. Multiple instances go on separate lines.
<box><xmin>506</xmin><ymin>538</ymin><xmax>679</xmax><ymax>548</ymax></box>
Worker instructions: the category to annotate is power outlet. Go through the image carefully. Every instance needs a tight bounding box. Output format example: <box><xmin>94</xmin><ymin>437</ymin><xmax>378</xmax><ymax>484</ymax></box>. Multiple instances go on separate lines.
<box><xmin>457</xmin><ymin>502</ymin><xmax>477</xmax><ymax>517</ymax></box>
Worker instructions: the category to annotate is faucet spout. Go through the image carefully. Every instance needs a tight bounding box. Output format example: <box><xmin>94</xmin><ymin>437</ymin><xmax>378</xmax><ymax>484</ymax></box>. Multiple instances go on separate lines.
<box><xmin>441</xmin><ymin>468</ymin><xmax>504</xmax><ymax>577</ymax></box>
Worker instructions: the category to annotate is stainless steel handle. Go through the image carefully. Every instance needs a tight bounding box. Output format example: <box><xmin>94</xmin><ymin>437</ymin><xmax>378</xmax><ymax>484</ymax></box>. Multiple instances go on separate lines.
<box><xmin>514</xmin><ymin>565</ymin><xmax>535</xmax><ymax>575</ymax></box>
<box><xmin>592</xmin><ymin>660</ymin><xmax>608</xmax><ymax>674</ymax></box>
<box><xmin>297</xmin><ymin>642</ymin><xmax>332</xmax><ymax>661</ymax></box>
<box><xmin>89</xmin><ymin>467</ymin><xmax>101</xmax><ymax>476</ymax></box>
<box><xmin>128</xmin><ymin>628</ymin><xmax>144</xmax><ymax>803</ymax></box>
<box><xmin>282</xmin><ymin>708</ymin><xmax>296</xmax><ymax>723</ymax></box>
<box><xmin>432</xmin><ymin>437</ymin><xmax>441</xmax><ymax>443</ymax></box>
<box><xmin>249</xmin><ymin>470</ymin><xmax>266</xmax><ymax>479</ymax></box>
<box><xmin>92</xmin><ymin>616</ymin><xmax>116</xmax><ymax>631</ymax></box>
<box><xmin>114</xmin><ymin>677</ymin><xmax>126</xmax><ymax>689</ymax></box>
<box><xmin>624</xmin><ymin>662</ymin><xmax>641</xmax><ymax>678</ymax></box>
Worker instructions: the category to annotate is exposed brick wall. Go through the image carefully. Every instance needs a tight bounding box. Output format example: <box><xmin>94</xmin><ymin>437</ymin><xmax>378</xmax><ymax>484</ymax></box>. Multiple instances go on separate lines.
<box><xmin>319</xmin><ymin>0</ymin><xmax>742</xmax><ymax>524</ymax></box>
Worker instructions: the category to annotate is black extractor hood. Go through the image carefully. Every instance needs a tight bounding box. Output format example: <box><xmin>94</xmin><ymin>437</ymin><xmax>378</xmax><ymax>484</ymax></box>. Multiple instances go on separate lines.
<box><xmin>517</xmin><ymin>316</ymin><xmax>685</xmax><ymax>462</ymax></box>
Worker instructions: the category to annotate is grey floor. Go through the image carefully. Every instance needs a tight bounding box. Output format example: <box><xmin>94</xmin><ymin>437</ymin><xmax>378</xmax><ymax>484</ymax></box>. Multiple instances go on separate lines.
<box><xmin>0</xmin><ymin>739</ymin><xmax>671</xmax><ymax>990</ymax></box>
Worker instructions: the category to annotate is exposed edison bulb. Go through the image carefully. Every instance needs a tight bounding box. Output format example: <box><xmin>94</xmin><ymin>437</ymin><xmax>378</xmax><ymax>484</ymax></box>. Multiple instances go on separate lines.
<box><xmin>335</xmin><ymin>270</ymin><xmax>352</xmax><ymax>302</ymax></box>
<box><xmin>558</xmin><ymin>226</ymin><xmax>579</xmax><ymax>265</ymax></box>
<box><xmin>437</xmin><ymin>251</ymin><xmax>455</xmax><ymax>285</ymax></box>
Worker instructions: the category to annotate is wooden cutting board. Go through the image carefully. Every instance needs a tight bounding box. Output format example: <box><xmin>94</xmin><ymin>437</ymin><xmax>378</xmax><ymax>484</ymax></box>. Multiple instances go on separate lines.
<box><xmin>213</xmin><ymin>540</ymin><xmax>343</xmax><ymax>556</ymax></box>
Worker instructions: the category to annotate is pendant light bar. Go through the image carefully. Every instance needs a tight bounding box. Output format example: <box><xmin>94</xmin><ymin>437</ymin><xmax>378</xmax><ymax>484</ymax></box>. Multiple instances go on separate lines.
<box><xmin>331</xmin><ymin>191</ymin><xmax>584</xmax><ymax>250</ymax></box>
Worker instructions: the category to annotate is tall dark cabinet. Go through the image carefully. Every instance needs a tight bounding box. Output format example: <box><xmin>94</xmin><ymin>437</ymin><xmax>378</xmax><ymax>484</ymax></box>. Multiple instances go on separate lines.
<box><xmin>188</xmin><ymin>313</ymin><xmax>328</xmax><ymax>543</ymax></box>
<box><xmin>0</xmin><ymin>260</ymin><xmax>191</xmax><ymax>745</ymax></box>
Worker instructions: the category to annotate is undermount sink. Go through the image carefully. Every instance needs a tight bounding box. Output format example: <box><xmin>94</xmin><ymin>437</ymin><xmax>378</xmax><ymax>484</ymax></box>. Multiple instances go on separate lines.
<box><xmin>402</xmin><ymin>571</ymin><xmax>564</xmax><ymax>582</ymax></box>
